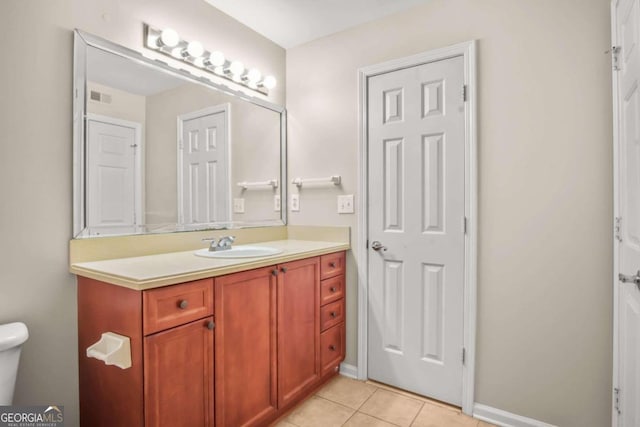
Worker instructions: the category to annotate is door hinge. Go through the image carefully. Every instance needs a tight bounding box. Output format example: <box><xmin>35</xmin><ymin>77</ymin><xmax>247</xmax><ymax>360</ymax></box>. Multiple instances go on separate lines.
<box><xmin>366</xmin><ymin>239</ymin><xmax>369</xmax><ymax>249</ymax></box>
<box><xmin>462</xmin><ymin>348</ymin><xmax>466</xmax><ymax>365</ymax></box>
<box><xmin>462</xmin><ymin>216</ymin><xmax>468</xmax><ymax>234</ymax></box>
<box><xmin>614</xmin><ymin>387</ymin><xmax>621</xmax><ymax>415</ymax></box>
<box><xmin>615</xmin><ymin>217</ymin><xmax>622</xmax><ymax>242</ymax></box>
<box><xmin>178</xmin><ymin>139</ymin><xmax>183</xmax><ymax>150</ymax></box>
<box><xmin>612</xmin><ymin>46</ymin><xmax>621</xmax><ymax>71</ymax></box>
<box><xmin>462</xmin><ymin>85</ymin><xmax>468</xmax><ymax>102</ymax></box>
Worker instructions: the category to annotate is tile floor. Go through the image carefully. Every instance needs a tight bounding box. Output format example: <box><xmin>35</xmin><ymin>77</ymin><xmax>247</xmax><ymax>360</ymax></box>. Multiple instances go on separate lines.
<box><xmin>275</xmin><ymin>375</ymin><xmax>495</xmax><ymax>427</ymax></box>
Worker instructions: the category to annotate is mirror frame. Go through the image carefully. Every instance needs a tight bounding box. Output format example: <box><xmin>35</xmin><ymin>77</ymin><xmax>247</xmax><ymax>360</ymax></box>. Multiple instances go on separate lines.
<box><xmin>72</xmin><ymin>30</ymin><xmax>287</xmax><ymax>238</ymax></box>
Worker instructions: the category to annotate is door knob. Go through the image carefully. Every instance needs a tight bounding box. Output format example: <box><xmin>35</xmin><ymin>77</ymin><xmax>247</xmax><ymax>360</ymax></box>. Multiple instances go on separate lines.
<box><xmin>371</xmin><ymin>241</ymin><xmax>387</xmax><ymax>252</ymax></box>
<box><xmin>619</xmin><ymin>270</ymin><xmax>640</xmax><ymax>290</ymax></box>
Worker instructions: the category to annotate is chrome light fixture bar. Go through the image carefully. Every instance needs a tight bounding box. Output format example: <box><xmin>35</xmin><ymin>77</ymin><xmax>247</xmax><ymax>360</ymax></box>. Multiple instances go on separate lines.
<box><xmin>143</xmin><ymin>24</ymin><xmax>277</xmax><ymax>96</ymax></box>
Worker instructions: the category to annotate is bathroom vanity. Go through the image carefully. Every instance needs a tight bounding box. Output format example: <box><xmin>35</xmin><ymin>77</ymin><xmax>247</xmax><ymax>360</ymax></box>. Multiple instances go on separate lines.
<box><xmin>72</xmin><ymin>237</ymin><xmax>347</xmax><ymax>427</ymax></box>
<box><xmin>69</xmin><ymin>29</ymin><xmax>349</xmax><ymax>426</ymax></box>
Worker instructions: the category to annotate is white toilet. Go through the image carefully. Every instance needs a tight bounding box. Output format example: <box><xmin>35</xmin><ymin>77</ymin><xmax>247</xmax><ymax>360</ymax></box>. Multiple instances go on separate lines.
<box><xmin>0</xmin><ymin>322</ymin><xmax>29</xmax><ymax>405</ymax></box>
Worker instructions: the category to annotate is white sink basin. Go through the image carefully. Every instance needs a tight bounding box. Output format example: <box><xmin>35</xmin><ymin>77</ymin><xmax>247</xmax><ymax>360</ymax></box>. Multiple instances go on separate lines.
<box><xmin>194</xmin><ymin>245</ymin><xmax>283</xmax><ymax>259</ymax></box>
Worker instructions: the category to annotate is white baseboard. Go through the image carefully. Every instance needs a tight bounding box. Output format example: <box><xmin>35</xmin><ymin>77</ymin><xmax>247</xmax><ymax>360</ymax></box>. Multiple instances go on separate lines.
<box><xmin>473</xmin><ymin>404</ymin><xmax>557</xmax><ymax>427</ymax></box>
<box><xmin>339</xmin><ymin>363</ymin><xmax>358</xmax><ymax>379</ymax></box>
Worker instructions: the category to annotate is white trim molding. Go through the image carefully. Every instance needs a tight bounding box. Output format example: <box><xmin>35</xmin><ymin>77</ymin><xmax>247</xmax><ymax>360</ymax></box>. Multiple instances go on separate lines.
<box><xmin>339</xmin><ymin>363</ymin><xmax>358</xmax><ymax>379</ymax></box>
<box><xmin>356</xmin><ymin>40</ymin><xmax>478</xmax><ymax>415</ymax></box>
<box><xmin>473</xmin><ymin>404</ymin><xmax>557</xmax><ymax>427</ymax></box>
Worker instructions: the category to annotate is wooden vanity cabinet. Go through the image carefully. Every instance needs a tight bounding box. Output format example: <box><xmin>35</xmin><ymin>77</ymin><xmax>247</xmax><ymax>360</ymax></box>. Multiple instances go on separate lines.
<box><xmin>144</xmin><ymin>317</ymin><xmax>214</xmax><ymax>427</ymax></box>
<box><xmin>277</xmin><ymin>257</ymin><xmax>321</xmax><ymax>408</ymax></box>
<box><xmin>143</xmin><ymin>279</ymin><xmax>215</xmax><ymax>427</ymax></box>
<box><xmin>77</xmin><ymin>251</ymin><xmax>346</xmax><ymax>427</ymax></box>
<box><xmin>318</xmin><ymin>252</ymin><xmax>346</xmax><ymax>378</ymax></box>
<box><xmin>214</xmin><ymin>267</ymin><xmax>278</xmax><ymax>427</ymax></box>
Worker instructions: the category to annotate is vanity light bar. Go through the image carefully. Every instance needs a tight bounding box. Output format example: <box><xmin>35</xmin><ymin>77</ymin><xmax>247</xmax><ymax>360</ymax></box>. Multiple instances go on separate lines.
<box><xmin>143</xmin><ymin>24</ymin><xmax>277</xmax><ymax>96</ymax></box>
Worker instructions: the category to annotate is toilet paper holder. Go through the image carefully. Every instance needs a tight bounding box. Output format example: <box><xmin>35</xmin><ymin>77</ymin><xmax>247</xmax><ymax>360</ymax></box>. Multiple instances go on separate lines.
<box><xmin>86</xmin><ymin>332</ymin><xmax>131</xmax><ymax>369</ymax></box>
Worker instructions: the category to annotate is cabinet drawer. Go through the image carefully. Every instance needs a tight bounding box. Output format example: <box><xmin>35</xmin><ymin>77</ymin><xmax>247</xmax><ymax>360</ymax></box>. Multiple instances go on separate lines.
<box><xmin>320</xmin><ymin>299</ymin><xmax>344</xmax><ymax>332</ymax></box>
<box><xmin>320</xmin><ymin>275</ymin><xmax>344</xmax><ymax>306</ymax></box>
<box><xmin>320</xmin><ymin>323</ymin><xmax>344</xmax><ymax>376</ymax></box>
<box><xmin>320</xmin><ymin>252</ymin><xmax>345</xmax><ymax>280</ymax></box>
<box><xmin>143</xmin><ymin>279</ymin><xmax>214</xmax><ymax>335</ymax></box>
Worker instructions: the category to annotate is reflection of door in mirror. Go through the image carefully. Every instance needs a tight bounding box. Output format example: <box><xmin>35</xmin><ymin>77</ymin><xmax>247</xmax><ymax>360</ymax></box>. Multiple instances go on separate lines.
<box><xmin>86</xmin><ymin>115</ymin><xmax>142</xmax><ymax>237</ymax></box>
<box><xmin>178</xmin><ymin>105</ymin><xmax>230</xmax><ymax>224</ymax></box>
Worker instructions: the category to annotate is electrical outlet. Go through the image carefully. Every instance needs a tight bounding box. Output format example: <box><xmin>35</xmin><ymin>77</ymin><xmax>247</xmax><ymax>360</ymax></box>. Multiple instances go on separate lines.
<box><xmin>337</xmin><ymin>194</ymin><xmax>354</xmax><ymax>214</ymax></box>
<box><xmin>274</xmin><ymin>195</ymin><xmax>281</xmax><ymax>212</ymax></box>
<box><xmin>233</xmin><ymin>198</ymin><xmax>245</xmax><ymax>213</ymax></box>
<box><xmin>291</xmin><ymin>194</ymin><xmax>300</xmax><ymax>212</ymax></box>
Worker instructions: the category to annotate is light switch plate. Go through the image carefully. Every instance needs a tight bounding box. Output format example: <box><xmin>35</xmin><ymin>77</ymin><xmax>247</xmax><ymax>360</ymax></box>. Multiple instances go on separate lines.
<box><xmin>291</xmin><ymin>194</ymin><xmax>300</xmax><ymax>212</ymax></box>
<box><xmin>337</xmin><ymin>194</ymin><xmax>354</xmax><ymax>214</ymax></box>
<box><xmin>274</xmin><ymin>195</ymin><xmax>281</xmax><ymax>212</ymax></box>
<box><xmin>233</xmin><ymin>198</ymin><xmax>245</xmax><ymax>213</ymax></box>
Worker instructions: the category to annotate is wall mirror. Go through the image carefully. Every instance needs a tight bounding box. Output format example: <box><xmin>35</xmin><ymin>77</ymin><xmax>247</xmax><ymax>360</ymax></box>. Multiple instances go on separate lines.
<box><xmin>73</xmin><ymin>30</ymin><xmax>286</xmax><ymax>238</ymax></box>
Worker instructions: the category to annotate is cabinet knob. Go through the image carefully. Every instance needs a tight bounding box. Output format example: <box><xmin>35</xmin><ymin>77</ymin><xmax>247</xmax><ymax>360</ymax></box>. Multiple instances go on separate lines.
<box><xmin>207</xmin><ymin>320</ymin><xmax>215</xmax><ymax>330</ymax></box>
<box><xmin>330</xmin><ymin>287</ymin><xmax>337</xmax><ymax>292</ymax></box>
<box><xmin>280</xmin><ymin>267</ymin><xmax>288</xmax><ymax>273</ymax></box>
<box><xmin>272</xmin><ymin>269</ymin><xmax>279</xmax><ymax>276</ymax></box>
<box><xmin>329</xmin><ymin>345</ymin><xmax>336</xmax><ymax>351</ymax></box>
<box><xmin>330</xmin><ymin>312</ymin><xmax>337</xmax><ymax>318</ymax></box>
<box><xmin>178</xmin><ymin>299</ymin><xmax>188</xmax><ymax>310</ymax></box>
<box><xmin>329</xmin><ymin>262</ymin><xmax>337</xmax><ymax>268</ymax></box>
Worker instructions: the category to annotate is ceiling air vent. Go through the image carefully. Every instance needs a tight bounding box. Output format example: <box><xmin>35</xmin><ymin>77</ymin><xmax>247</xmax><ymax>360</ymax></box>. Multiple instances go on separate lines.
<box><xmin>89</xmin><ymin>90</ymin><xmax>112</xmax><ymax>104</ymax></box>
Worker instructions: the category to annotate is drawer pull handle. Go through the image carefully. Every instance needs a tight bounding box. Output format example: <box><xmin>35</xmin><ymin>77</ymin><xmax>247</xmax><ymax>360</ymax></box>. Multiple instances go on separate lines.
<box><xmin>272</xmin><ymin>269</ymin><xmax>279</xmax><ymax>276</ymax></box>
<box><xmin>329</xmin><ymin>345</ymin><xmax>336</xmax><ymax>351</ymax></box>
<box><xmin>329</xmin><ymin>262</ymin><xmax>337</xmax><ymax>268</ymax></box>
<box><xmin>178</xmin><ymin>300</ymin><xmax>189</xmax><ymax>310</ymax></box>
<box><xmin>330</xmin><ymin>312</ymin><xmax>337</xmax><ymax>318</ymax></box>
<box><xmin>207</xmin><ymin>320</ymin><xmax>215</xmax><ymax>330</ymax></box>
<box><xmin>281</xmin><ymin>267</ymin><xmax>288</xmax><ymax>273</ymax></box>
<box><xmin>330</xmin><ymin>287</ymin><xmax>337</xmax><ymax>292</ymax></box>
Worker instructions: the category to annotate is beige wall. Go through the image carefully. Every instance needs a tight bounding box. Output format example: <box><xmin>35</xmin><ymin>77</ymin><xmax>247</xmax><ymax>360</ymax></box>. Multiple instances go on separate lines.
<box><xmin>286</xmin><ymin>0</ymin><xmax>612</xmax><ymax>426</ymax></box>
<box><xmin>0</xmin><ymin>1</ymin><xmax>284</xmax><ymax>425</ymax></box>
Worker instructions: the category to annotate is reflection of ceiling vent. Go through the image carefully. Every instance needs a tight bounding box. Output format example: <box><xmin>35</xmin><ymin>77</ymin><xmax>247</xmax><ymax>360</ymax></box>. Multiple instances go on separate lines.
<box><xmin>90</xmin><ymin>90</ymin><xmax>112</xmax><ymax>104</ymax></box>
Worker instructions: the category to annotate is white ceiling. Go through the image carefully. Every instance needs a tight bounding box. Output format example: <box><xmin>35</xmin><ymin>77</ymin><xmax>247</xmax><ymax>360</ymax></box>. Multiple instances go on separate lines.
<box><xmin>204</xmin><ymin>0</ymin><xmax>430</xmax><ymax>49</ymax></box>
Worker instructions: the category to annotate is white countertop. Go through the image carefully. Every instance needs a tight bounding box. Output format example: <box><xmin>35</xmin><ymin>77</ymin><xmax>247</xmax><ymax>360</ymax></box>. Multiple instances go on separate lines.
<box><xmin>71</xmin><ymin>239</ymin><xmax>349</xmax><ymax>290</ymax></box>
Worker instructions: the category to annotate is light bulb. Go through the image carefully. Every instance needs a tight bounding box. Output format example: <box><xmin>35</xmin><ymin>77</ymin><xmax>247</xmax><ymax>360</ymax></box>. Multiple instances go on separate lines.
<box><xmin>229</xmin><ymin>61</ymin><xmax>245</xmax><ymax>76</ymax></box>
<box><xmin>187</xmin><ymin>41</ymin><xmax>204</xmax><ymax>58</ymax></box>
<box><xmin>263</xmin><ymin>75</ymin><xmax>277</xmax><ymax>89</ymax></box>
<box><xmin>160</xmin><ymin>28</ymin><xmax>180</xmax><ymax>47</ymax></box>
<box><xmin>247</xmin><ymin>68</ymin><xmax>262</xmax><ymax>82</ymax></box>
<box><xmin>194</xmin><ymin>57</ymin><xmax>206</xmax><ymax>68</ymax></box>
<box><xmin>209</xmin><ymin>51</ymin><xmax>225</xmax><ymax>67</ymax></box>
<box><xmin>147</xmin><ymin>34</ymin><xmax>160</xmax><ymax>49</ymax></box>
<box><xmin>171</xmin><ymin>47</ymin><xmax>183</xmax><ymax>58</ymax></box>
<box><xmin>213</xmin><ymin>66</ymin><xmax>225</xmax><ymax>75</ymax></box>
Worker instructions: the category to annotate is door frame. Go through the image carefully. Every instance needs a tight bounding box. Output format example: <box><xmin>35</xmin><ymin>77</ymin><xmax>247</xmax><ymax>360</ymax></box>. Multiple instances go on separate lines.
<box><xmin>356</xmin><ymin>40</ymin><xmax>478</xmax><ymax>414</ymax></box>
<box><xmin>176</xmin><ymin>103</ymin><xmax>232</xmax><ymax>224</ymax></box>
<box><xmin>610</xmin><ymin>2</ymin><xmax>621</xmax><ymax>425</ymax></box>
<box><xmin>86</xmin><ymin>113</ymin><xmax>143</xmax><ymax>231</ymax></box>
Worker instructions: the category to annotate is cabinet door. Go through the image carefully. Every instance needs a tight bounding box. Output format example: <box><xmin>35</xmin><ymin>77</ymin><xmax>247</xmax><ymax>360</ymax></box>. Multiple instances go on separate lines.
<box><xmin>215</xmin><ymin>267</ymin><xmax>278</xmax><ymax>427</ymax></box>
<box><xmin>144</xmin><ymin>317</ymin><xmax>214</xmax><ymax>427</ymax></box>
<box><xmin>277</xmin><ymin>257</ymin><xmax>321</xmax><ymax>408</ymax></box>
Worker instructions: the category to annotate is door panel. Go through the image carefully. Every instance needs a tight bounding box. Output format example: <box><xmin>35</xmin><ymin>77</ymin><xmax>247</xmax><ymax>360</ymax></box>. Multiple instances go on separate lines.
<box><xmin>180</xmin><ymin>109</ymin><xmax>229</xmax><ymax>223</ymax></box>
<box><xmin>368</xmin><ymin>56</ymin><xmax>465</xmax><ymax>405</ymax></box>
<box><xmin>277</xmin><ymin>258</ymin><xmax>320</xmax><ymax>408</ymax></box>
<box><xmin>87</xmin><ymin>119</ymin><xmax>138</xmax><ymax>235</ymax></box>
<box><xmin>144</xmin><ymin>318</ymin><xmax>214</xmax><ymax>427</ymax></box>
<box><xmin>215</xmin><ymin>267</ymin><xmax>277</xmax><ymax>427</ymax></box>
<box><xmin>615</xmin><ymin>0</ymin><xmax>640</xmax><ymax>424</ymax></box>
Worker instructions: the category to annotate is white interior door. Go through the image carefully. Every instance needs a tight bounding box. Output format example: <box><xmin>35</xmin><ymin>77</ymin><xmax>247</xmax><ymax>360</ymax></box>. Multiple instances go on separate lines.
<box><xmin>614</xmin><ymin>0</ymin><xmax>640</xmax><ymax>424</ymax></box>
<box><xmin>87</xmin><ymin>117</ymin><xmax>140</xmax><ymax>236</ymax></box>
<box><xmin>367</xmin><ymin>56</ymin><xmax>465</xmax><ymax>405</ymax></box>
<box><xmin>179</xmin><ymin>107</ymin><xmax>230</xmax><ymax>224</ymax></box>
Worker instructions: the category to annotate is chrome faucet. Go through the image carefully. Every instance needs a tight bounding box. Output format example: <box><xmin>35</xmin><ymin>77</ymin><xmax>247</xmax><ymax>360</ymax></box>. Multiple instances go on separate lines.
<box><xmin>202</xmin><ymin>235</ymin><xmax>236</xmax><ymax>252</ymax></box>
<box><xmin>216</xmin><ymin>235</ymin><xmax>236</xmax><ymax>251</ymax></box>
